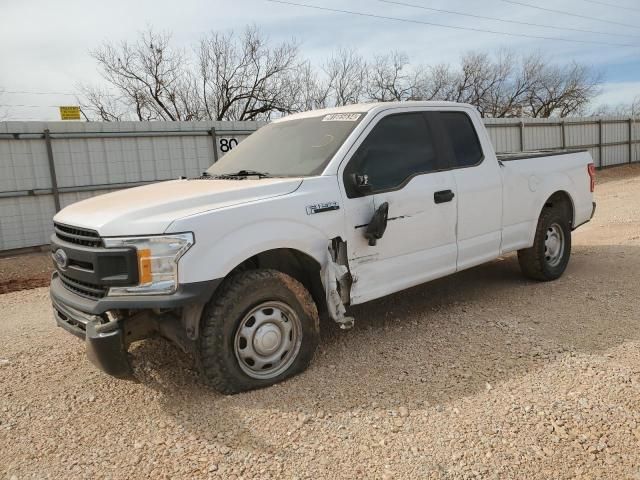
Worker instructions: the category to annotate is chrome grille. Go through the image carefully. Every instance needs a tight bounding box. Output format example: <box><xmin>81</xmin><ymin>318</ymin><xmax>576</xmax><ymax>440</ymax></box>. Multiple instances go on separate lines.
<box><xmin>54</xmin><ymin>223</ymin><xmax>102</xmax><ymax>247</ymax></box>
<box><xmin>58</xmin><ymin>272</ymin><xmax>108</xmax><ymax>299</ymax></box>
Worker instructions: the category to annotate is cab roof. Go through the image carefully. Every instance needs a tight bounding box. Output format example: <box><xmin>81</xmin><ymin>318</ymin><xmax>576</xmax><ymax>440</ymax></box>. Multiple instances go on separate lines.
<box><xmin>274</xmin><ymin>101</ymin><xmax>475</xmax><ymax>122</ymax></box>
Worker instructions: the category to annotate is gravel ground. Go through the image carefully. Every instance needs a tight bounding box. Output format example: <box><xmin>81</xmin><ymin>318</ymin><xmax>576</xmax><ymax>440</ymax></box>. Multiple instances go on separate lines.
<box><xmin>0</xmin><ymin>251</ymin><xmax>51</xmax><ymax>294</ymax></box>
<box><xmin>1</xmin><ymin>165</ymin><xmax>640</xmax><ymax>479</ymax></box>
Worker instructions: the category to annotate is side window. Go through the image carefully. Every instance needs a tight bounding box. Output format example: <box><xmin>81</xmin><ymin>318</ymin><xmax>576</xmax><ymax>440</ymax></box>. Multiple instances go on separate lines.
<box><xmin>440</xmin><ymin>112</ymin><xmax>484</xmax><ymax>168</ymax></box>
<box><xmin>344</xmin><ymin>113</ymin><xmax>439</xmax><ymax>196</ymax></box>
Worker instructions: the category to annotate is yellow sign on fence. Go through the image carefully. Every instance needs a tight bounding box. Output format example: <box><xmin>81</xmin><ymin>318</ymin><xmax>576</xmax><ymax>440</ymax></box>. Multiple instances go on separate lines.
<box><xmin>59</xmin><ymin>106</ymin><xmax>81</xmax><ymax>121</ymax></box>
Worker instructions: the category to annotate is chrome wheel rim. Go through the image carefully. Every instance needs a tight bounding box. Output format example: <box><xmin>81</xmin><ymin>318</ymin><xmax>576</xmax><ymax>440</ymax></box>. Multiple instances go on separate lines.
<box><xmin>544</xmin><ymin>223</ymin><xmax>565</xmax><ymax>267</ymax></box>
<box><xmin>234</xmin><ymin>301</ymin><xmax>302</xmax><ymax>380</ymax></box>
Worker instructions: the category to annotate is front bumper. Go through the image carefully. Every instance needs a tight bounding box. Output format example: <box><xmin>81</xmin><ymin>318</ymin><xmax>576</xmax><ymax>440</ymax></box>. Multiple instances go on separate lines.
<box><xmin>50</xmin><ymin>272</ymin><xmax>220</xmax><ymax>315</ymax></box>
<box><xmin>52</xmin><ymin>292</ymin><xmax>132</xmax><ymax>378</ymax></box>
<box><xmin>50</xmin><ymin>273</ymin><xmax>221</xmax><ymax>377</ymax></box>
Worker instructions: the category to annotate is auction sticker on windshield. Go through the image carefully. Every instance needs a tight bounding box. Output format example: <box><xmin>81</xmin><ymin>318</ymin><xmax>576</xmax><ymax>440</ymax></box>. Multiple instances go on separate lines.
<box><xmin>322</xmin><ymin>113</ymin><xmax>362</xmax><ymax>122</ymax></box>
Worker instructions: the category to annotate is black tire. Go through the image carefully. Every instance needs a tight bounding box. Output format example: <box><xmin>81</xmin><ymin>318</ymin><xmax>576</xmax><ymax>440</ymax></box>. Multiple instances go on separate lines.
<box><xmin>517</xmin><ymin>206</ymin><xmax>572</xmax><ymax>281</ymax></box>
<box><xmin>198</xmin><ymin>269</ymin><xmax>319</xmax><ymax>394</ymax></box>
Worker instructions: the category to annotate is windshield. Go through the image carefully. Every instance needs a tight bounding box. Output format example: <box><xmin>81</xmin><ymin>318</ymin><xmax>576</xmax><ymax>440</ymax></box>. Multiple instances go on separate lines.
<box><xmin>206</xmin><ymin>113</ymin><xmax>364</xmax><ymax>177</ymax></box>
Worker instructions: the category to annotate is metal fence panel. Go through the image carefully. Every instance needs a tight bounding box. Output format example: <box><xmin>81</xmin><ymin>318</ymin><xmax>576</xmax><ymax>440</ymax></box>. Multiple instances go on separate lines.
<box><xmin>566</xmin><ymin>122</ymin><xmax>598</xmax><ymax>149</ymax></box>
<box><xmin>1</xmin><ymin>115</ymin><xmax>639</xmax><ymax>252</ymax></box>
<box><xmin>0</xmin><ymin>195</ymin><xmax>56</xmax><ymax>250</ymax></box>
<box><xmin>602</xmin><ymin>144</ymin><xmax>626</xmax><ymax>168</ymax></box>
<box><xmin>0</xmin><ymin>120</ymin><xmax>262</xmax><ymax>251</ymax></box>
<box><xmin>483</xmin><ymin>119</ymin><xmax>521</xmax><ymax>153</ymax></box>
<box><xmin>0</xmin><ymin>134</ymin><xmax>50</xmax><ymax>192</ymax></box>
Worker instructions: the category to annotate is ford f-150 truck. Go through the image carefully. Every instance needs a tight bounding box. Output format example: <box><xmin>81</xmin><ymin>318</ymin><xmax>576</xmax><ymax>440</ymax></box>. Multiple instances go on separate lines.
<box><xmin>50</xmin><ymin>101</ymin><xmax>596</xmax><ymax>393</ymax></box>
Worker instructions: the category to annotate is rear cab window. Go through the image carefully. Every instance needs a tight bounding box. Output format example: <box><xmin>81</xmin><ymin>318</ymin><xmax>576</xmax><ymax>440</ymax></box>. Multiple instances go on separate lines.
<box><xmin>439</xmin><ymin>112</ymin><xmax>484</xmax><ymax>168</ymax></box>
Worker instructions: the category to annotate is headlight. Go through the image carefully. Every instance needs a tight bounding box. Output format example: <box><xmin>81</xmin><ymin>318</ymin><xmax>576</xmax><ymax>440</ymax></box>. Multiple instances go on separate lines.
<box><xmin>103</xmin><ymin>233</ymin><xmax>194</xmax><ymax>296</ymax></box>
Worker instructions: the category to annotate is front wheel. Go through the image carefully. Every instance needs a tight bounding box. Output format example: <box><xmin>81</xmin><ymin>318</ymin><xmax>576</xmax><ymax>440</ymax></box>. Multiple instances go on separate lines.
<box><xmin>518</xmin><ymin>206</ymin><xmax>572</xmax><ymax>281</ymax></box>
<box><xmin>198</xmin><ymin>269</ymin><xmax>319</xmax><ymax>394</ymax></box>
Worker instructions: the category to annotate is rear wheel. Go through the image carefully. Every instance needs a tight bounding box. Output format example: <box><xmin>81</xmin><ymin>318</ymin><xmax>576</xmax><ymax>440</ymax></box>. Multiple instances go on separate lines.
<box><xmin>198</xmin><ymin>269</ymin><xmax>319</xmax><ymax>394</ymax></box>
<box><xmin>518</xmin><ymin>206</ymin><xmax>572</xmax><ymax>281</ymax></box>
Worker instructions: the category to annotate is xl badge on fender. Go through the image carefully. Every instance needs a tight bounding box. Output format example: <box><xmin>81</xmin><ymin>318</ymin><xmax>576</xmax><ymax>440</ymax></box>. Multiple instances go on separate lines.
<box><xmin>306</xmin><ymin>201</ymin><xmax>340</xmax><ymax>215</ymax></box>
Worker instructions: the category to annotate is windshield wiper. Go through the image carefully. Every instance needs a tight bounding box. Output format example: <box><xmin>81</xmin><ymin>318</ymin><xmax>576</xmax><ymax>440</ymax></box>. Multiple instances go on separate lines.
<box><xmin>212</xmin><ymin>169</ymin><xmax>272</xmax><ymax>179</ymax></box>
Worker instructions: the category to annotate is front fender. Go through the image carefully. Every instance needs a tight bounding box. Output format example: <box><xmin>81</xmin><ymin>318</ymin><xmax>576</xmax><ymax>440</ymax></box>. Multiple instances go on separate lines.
<box><xmin>171</xmin><ymin>176</ymin><xmax>345</xmax><ymax>285</ymax></box>
<box><xmin>177</xmin><ymin>219</ymin><xmax>334</xmax><ymax>284</ymax></box>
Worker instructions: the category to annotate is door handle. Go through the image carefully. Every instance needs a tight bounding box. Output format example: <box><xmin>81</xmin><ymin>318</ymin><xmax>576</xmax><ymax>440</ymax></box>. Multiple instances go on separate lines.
<box><xmin>434</xmin><ymin>189</ymin><xmax>455</xmax><ymax>204</ymax></box>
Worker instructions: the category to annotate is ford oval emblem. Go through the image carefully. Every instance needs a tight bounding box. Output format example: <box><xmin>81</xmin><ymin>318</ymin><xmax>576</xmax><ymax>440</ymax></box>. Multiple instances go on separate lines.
<box><xmin>53</xmin><ymin>248</ymin><xmax>69</xmax><ymax>269</ymax></box>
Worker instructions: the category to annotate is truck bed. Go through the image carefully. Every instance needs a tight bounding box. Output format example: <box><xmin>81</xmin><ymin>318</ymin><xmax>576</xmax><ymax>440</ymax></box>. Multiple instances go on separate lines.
<box><xmin>497</xmin><ymin>149</ymin><xmax>587</xmax><ymax>162</ymax></box>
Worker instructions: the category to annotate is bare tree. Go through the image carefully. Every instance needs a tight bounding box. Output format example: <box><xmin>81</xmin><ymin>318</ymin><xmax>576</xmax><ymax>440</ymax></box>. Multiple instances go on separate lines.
<box><xmin>198</xmin><ymin>26</ymin><xmax>301</xmax><ymax>120</ymax></box>
<box><xmin>366</xmin><ymin>51</ymin><xmax>420</xmax><ymax>102</ymax></box>
<box><xmin>82</xmin><ymin>29</ymin><xmax>201</xmax><ymax>121</ymax></box>
<box><xmin>591</xmin><ymin>95</ymin><xmax>640</xmax><ymax>117</ymax></box>
<box><xmin>413</xmin><ymin>64</ymin><xmax>457</xmax><ymax>101</ymax></box>
<box><xmin>323</xmin><ymin>48</ymin><xmax>367</xmax><ymax>106</ymax></box>
<box><xmin>78</xmin><ymin>87</ymin><xmax>130</xmax><ymax>121</ymax></box>
<box><xmin>81</xmin><ymin>26</ymin><xmax>305</xmax><ymax>121</ymax></box>
<box><xmin>412</xmin><ymin>51</ymin><xmax>601</xmax><ymax>118</ymax></box>
<box><xmin>446</xmin><ymin>52</ymin><xmax>512</xmax><ymax>116</ymax></box>
<box><xmin>284</xmin><ymin>60</ymin><xmax>331</xmax><ymax>112</ymax></box>
<box><xmin>80</xmin><ymin>26</ymin><xmax>603</xmax><ymax>121</ymax></box>
<box><xmin>526</xmin><ymin>62</ymin><xmax>601</xmax><ymax>118</ymax></box>
<box><xmin>481</xmin><ymin>52</ymin><xmax>540</xmax><ymax>118</ymax></box>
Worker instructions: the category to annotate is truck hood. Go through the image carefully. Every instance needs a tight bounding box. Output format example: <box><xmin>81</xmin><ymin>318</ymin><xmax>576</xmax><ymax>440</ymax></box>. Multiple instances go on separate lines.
<box><xmin>54</xmin><ymin>177</ymin><xmax>303</xmax><ymax>236</ymax></box>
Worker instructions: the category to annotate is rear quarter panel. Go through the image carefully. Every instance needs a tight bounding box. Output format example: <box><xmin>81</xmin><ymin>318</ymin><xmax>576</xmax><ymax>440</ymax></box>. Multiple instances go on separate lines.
<box><xmin>500</xmin><ymin>151</ymin><xmax>593</xmax><ymax>254</ymax></box>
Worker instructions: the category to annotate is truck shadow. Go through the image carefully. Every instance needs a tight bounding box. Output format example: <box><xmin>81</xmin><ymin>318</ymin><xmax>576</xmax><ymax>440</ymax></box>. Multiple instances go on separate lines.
<box><xmin>130</xmin><ymin>243</ymin><xmax>640</xmax><ymax>452</ymax></box>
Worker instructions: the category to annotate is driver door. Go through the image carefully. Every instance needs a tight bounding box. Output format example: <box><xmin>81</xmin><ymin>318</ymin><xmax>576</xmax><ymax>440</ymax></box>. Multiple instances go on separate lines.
<box><xmin>340</xmin><ymin>111</ymin><xmax>458</xmax><ymax>305</ymax></box>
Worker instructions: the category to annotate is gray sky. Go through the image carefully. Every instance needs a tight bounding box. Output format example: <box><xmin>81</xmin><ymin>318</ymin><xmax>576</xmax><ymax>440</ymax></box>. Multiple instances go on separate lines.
<box><xmin>1</xmin><ymin>0</ymin><xmax>639</xmax><ymax>120</ymax></box>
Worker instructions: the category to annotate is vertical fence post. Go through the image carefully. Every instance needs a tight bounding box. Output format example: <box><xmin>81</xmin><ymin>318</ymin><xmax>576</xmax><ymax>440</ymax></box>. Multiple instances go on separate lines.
<box><xmin>598</xmin><ymin>119</ymin><xmax>603</xmax><ymax>168</ymax></box>
<box><xmin>519</xmin><ymin>121</ymin><xmax>525</xmax><ymax>152</ymax></box>
<box><xmin>561</xmin><ymin>120</ymin><xmax>566</xmax><ymax>150</ymax></box>
<box><xmin>629</xmin><ymin>118</ymin><xmax>633</xmax><ymax>164</ymax></box>
<box><xmin>43</xmin><ymin>129</ymin><xmax>61</xmax><ymax>212</ymax></box>
<box><xmin>210</xmin><ymin>126</ymin><xmax>219</xmax><ymax>163</ymax></box>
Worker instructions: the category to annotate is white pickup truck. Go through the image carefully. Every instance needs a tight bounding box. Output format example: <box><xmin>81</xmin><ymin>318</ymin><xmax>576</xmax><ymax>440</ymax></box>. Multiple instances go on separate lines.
<box><xmin>50</xmin><ymin>101</ymin><xmax>596</xmax><ymax>393</ymax></box>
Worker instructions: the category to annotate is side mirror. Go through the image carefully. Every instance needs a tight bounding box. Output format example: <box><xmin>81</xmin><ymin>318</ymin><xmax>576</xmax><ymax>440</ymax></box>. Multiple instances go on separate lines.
<box><xmin>349</xmin><ymin>173</ymin><xmax>373</xmax><ymax>195</ymax></box>
<box><xmin>364</xmin><ymin>202</ymin><xmax>389</xmax><ymax>246</ymax></box>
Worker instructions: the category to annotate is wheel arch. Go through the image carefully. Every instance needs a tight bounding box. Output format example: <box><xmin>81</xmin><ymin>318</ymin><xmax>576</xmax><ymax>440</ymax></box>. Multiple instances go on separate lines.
<box><xmin>541</xmin><ymin>190</ymin><xmax>575</xmax><ymax>227</ymax></box>
<box><xmin>223</xmin><ymin>248</ymin><xmax>327</xmax><ymax>317</ymax></box>
<box><xmin>518</xmin><ymin>191</ymin><xmax>574</xmax><ymax>282</ymax></box>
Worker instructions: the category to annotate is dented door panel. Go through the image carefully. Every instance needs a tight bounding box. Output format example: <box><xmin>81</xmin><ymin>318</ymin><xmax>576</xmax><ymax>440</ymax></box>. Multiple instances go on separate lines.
<box><xmin>348</xmin><ymin>170</ymin><xmax>458</xmax><ymax>305</ymax></box>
